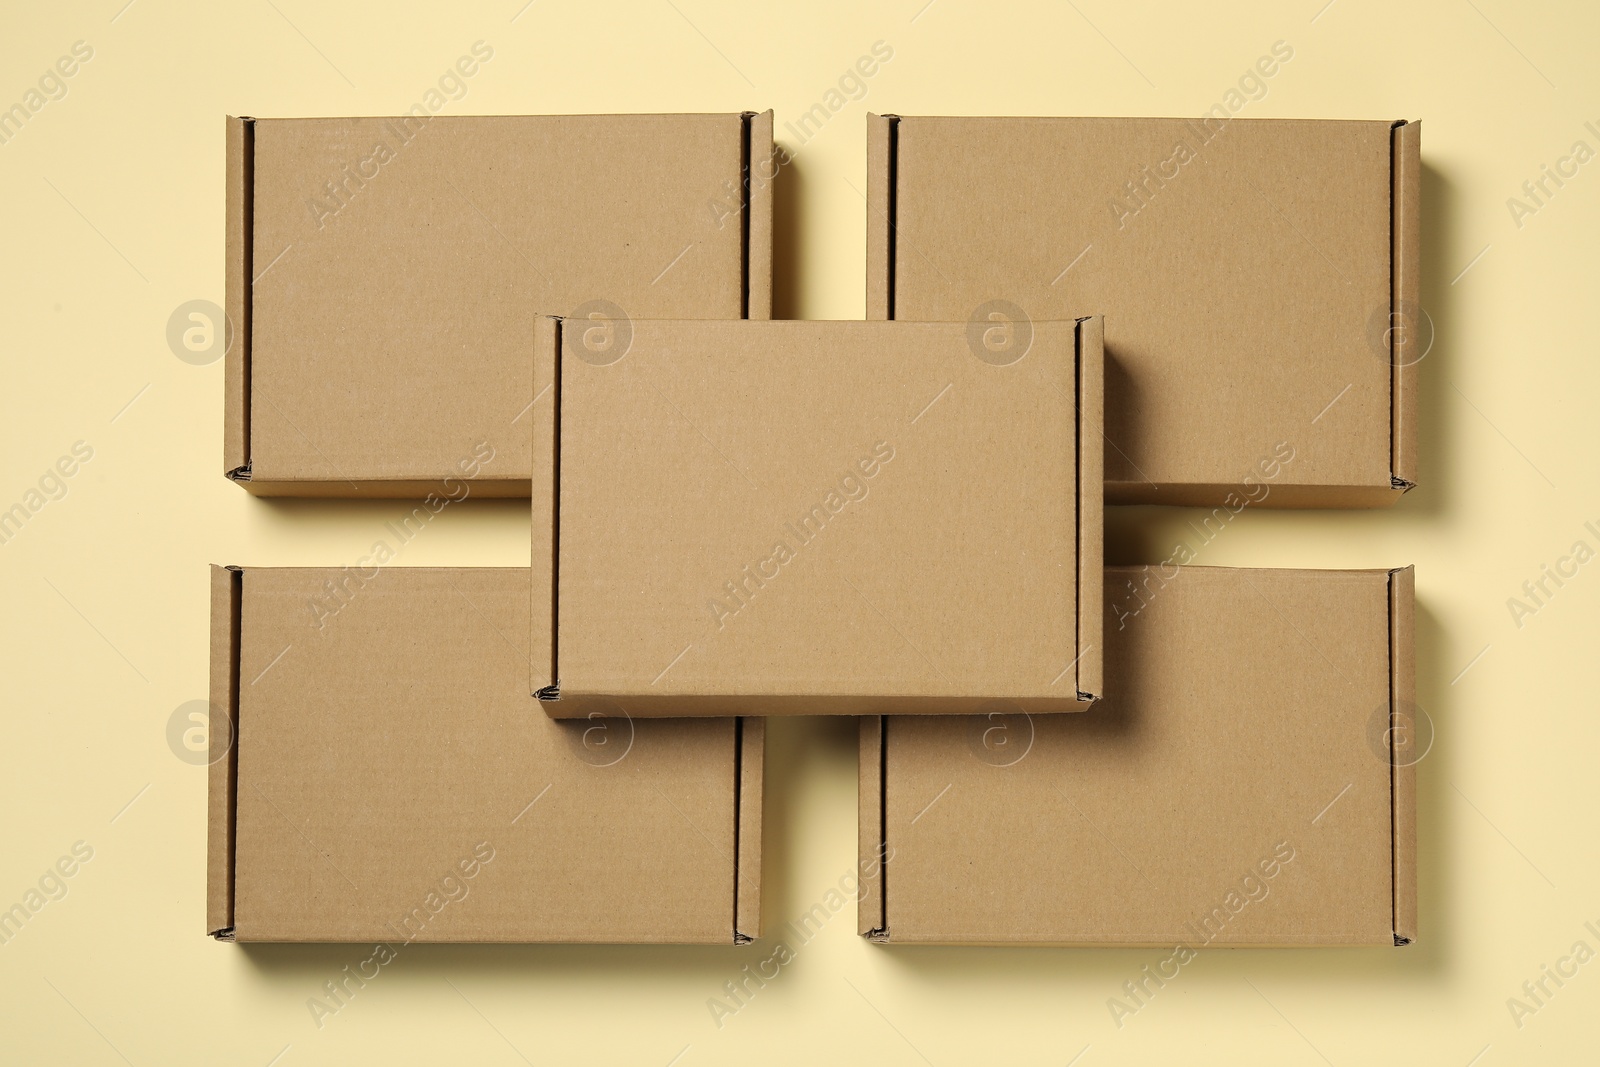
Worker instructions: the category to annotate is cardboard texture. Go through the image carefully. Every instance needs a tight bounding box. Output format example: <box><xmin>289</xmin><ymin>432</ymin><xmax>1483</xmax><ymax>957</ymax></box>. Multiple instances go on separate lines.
<box><xmin>530</xmin><ymin>318</ymin><xmax>1103</xmax><ymax>717</ymax></box>
<box><xmin>207</xmin><ymin>565</ymin><xmax>760</xmax><ymax>943</ymax></box>
<box><xmin>224</xmin><ymin>112</ymin><xmax>774</xmax><ymax>497</ymax></box>
<box><xmin>867</xmin><ymin>115</ymin><xmax>1422</xmax><ymax>507</ymax></box>
<box><xmin>862</xmin><ymin>565</ymin><xmax>1417</xmax><ymax>946</ymax></box>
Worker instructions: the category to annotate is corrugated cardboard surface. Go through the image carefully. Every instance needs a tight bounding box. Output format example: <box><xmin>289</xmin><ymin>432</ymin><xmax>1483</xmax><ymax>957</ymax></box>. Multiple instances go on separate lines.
<box><xmin>869</xmin><ymin>115</ymin><xmax>1420</xmax><ymax>506</ymax></box>
<box><xmin>533</xmin><ymin>318</ymin><xmax>1102</xmax><ymax>715</ymax></box>
<box><xmin>866</xmin><ymin>565</ymin><xmax>1413</xmax><ymax>945</ymax></box>
<box><xmin>210</xmin><ymin>567</ymin><xmax>758</xmax><ymax>943</ymax></box>
<box><xmin>226</xmin><ymin>113</ymin><xmax>772</xmax><ymax>496</ymax></box>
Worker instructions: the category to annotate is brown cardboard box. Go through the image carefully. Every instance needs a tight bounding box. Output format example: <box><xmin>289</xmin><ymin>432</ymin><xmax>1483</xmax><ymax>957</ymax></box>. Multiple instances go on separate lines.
<box><xmin>224</xmin><ymin>112</ymin><xmax>775</xmax><ymax>497</ymax></box>
<box><xmin>207</xmin><ymin>565</ymin><xmax>761</xmax><ymax>943</ymax></box>
<box><xmin>859</xmin><ymin>564</ymin><xmax>1418</xmax><ymax>946</ymax></box>
<box><xmin>867</xmin><ymin>115</ymin><xmax>1421</xmax><ymax>508</ymax></box>
<box><xmin>530</xmin><ymin>318</ymin><xmax>1104</xmax><ymax>716</ymax></box>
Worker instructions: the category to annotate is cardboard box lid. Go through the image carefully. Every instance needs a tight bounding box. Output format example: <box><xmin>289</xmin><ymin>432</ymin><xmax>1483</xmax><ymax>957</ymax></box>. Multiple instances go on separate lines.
<box><xmin>860</xmin><ymin>564</ymin><xmax>1417</xmax><ymax>946</ymax></box>
<box><xmin>530</xmin><ymin>318</ymin><xmax>1103</xmax><ymax>716</ymax></box>
<box><xmin>224</xmin><ymin>111</ymin><xmax>775</xmax><ymax>496</ymax></box>
<box><xmin>868</xmin><ymin>115</ymin><xmax>1421</xmax><ymax>507</ymax></box>
<box><xmin>207</xmin><ymin>566</ymin><xmax>761</xmax><ymax>943</ymax></box>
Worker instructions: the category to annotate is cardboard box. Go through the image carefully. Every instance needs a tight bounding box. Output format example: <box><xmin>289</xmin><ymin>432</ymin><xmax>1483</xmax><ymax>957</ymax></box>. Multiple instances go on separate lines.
<box><xmin>207</xmin><ymin>565</ymin><xmax>762</xmax><ymax>943</ymax></box>
<box><xmin>530</xmin><ymin>318</ymin><xmax>1104</xmax><ymax>717</ymax></box>
<box><xmin>867</xmin><ymin>115</ymin><xmax>1421</xmax><ymax>508</ymax></box>
<box><xmin>224</xmin><ymin>112</ymin><xmax>775</xmax><ymax>497</ymax></box>
<box><xmin>859</xmin><ymin>564</ymin><xmax>1417</xmax><ymax>946</ymax></box>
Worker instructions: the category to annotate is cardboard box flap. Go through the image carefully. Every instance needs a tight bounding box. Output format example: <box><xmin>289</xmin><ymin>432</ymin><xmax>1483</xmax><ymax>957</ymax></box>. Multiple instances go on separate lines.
<box><xmin>872</xmin><ymin>116</ymin><xmax>1420</xmax><ymax>507</ymax></box>
<box><xmin>535</xmin><ymin>318</ymin><xmax>1101</xmax><ymax>716</ymax></box>
<box><xmin>225</xmin><ymin>113</ymin><xmax>771</xmax><ymax>497</ymax></box>
<box><xmin>214</xmin><ymin>567</ymin><xmax>757</xmax><ymax>943</ymax></box>
<box><xmin>866</xmin><ymin>565</ymin><xmax>1414</xmax><ymax>946</ymax></box>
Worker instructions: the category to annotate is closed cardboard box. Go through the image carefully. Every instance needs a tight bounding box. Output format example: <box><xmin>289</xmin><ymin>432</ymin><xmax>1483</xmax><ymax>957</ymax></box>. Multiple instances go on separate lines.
<box><xmin>207</xmin><ymin>566</ymin><xmax>761</xmax><ymax>943</ymax></box>
<box><xmin>859</xmin><ymin>565</ymin><xmax>1417</xmax><ymax>946</ymax></box>
<box><xmin>867</xmin><ymin>115</ymin><xmax>1421</xmax><ymax>507</ymax></box>
<box><xmin>224</xmin><ymin>112</ymin><xmax>774</xmax><ymax>496</ymax></box>
<box><xmin>530</xmin><ymin>318</ymin><xmax>1104</xmax><ymax>716</ymax></box>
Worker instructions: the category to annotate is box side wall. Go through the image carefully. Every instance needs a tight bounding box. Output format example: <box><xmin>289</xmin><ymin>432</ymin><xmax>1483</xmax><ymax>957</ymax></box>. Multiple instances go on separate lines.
<box><xmin>1391</xmin><ymin>565</ymin><xmax>1419</xmax><ymax>944</ymax></box>
<box><xmin>874</xmin><ymin>936</ymin><xmax>1394</xmax><ymax>948</ymax></box>
<box><xmin>531</xmin><ymin>316</ymin><xmax>560</xmax><ymax>697</ymax></box>
<box><xmin>866</xmin><ymin>114</ymin><xmax>895</xmax><ymax>321</ymax></box>
<box><xmin>542</xmin><ymin>693</ymin><xmax>1093</xmax><ymax>717</ymax></box>
<box><xmin>206</xmin><ymin>565</ymin><xmax>241</xmax><ymax>938</ymax></box>
<box><xmin>224</xmin><ymin>117</ymin><xmax>251</xmax><ymax>478</ymax></box>
<box><xmin>858</xmin><ymin>716</ymin><xmax>886</xmax><ymax>937</ymax></box>
<box><xmin>746</xmin><ymin>111</ymin><xmax>775</xmax><ymax>321</ymax></box>
<box><xmin>1106</xmin><ymin>481</ymin><xmax>1407</xmax><ymax>508</ymax></box>
<box><xmin>1392</xmin><ymin>121</ymin><xmax>1422</xmax><ymax>488</ymax></box>
<box><xmin>236</xmin><ymin>478</ymin><xmax>533</xmax><ymax>499</ymax></box>
<box><xmin>1076</xmin><ymin>317</ymin><xmax>1105</xmax><ymax>700</ymax></box>
<box><xmin>736</xmin><ymin>717</ymin><xmax>765</xmax><ymax>941</ymax></box>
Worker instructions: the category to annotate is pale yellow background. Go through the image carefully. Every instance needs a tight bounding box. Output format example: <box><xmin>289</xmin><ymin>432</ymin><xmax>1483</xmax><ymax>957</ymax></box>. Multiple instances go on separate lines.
<box><xmin>1</xmin><ymin>0</ymin><xmax>1595</xmax><ymax>1063</ymax></box>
